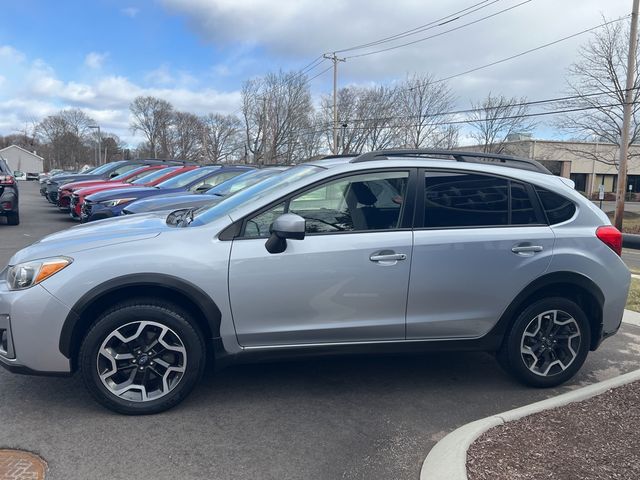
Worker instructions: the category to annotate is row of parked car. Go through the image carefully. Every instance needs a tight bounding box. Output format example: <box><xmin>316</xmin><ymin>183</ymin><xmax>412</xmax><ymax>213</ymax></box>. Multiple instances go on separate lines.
<box><xmin>40</xmin><ymin>159</ymin><xmax>287</xmax><ymax>223</ymax></box>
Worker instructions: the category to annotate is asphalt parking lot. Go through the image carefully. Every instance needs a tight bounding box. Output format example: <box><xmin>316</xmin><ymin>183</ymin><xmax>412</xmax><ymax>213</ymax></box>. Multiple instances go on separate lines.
<box><xmin>2</xmin><ymin>182</ymin><xmax>640</xmax><ymax>480</ymax></box>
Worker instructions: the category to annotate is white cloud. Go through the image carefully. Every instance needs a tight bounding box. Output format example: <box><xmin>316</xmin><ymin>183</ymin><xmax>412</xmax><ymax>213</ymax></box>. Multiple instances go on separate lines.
<box><xmin>0</xmin><ymin>45</ymin><xmax>241</xmax><ymax>146</ymax></box>
<box><xmin>121</xmin><ymin>7</ymin><xmax>140</xmax><ymax>18</ymax></box>
<box><xmin>145</xmin><ymin>64</ymin><xmax>174</xmax><ymax>85</ymax></box>
<box><xmin>161</xmin><ymin>0</ymin><xmax>631</xmax><ymax>103</ymax></box>
<box><xmin>84</xmin><ymin>51</ymin><xmax>108</xmax><ymax>69</ymax></box>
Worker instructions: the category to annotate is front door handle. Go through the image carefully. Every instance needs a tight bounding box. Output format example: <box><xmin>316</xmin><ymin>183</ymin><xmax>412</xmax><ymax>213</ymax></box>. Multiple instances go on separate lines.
<box><xmin>370</xmin><ymin>251</ymin><xmax>407</xmax><ymax>262</ymax></box>
<box><xmin>511</xmin><ymin>245</ymin><xmax>544</xmax><ymax>255</ymax></box>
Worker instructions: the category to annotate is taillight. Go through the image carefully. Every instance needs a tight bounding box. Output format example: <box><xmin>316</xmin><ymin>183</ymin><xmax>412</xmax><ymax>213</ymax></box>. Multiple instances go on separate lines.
<box><xmin>0</xmin><ymin>175</ymin><xmax>15</xmax><ymax>185</ymax></box>
<box><xmin>596</xmin><ymin>225</ymin><xmax>622</xmax><ymax>256</ymax></box>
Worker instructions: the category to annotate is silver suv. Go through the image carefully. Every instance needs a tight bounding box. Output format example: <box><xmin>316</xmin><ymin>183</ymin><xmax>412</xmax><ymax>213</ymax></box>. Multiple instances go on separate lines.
<box><xmin>0</xmin><ymin>150</ymin><xmax>630</xmax><ymax>414</ymax></box>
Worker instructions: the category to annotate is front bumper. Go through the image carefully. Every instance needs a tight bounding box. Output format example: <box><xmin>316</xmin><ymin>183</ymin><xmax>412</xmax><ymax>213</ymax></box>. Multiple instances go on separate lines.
<box><xmin>81</xmin><ymin>201</ymin><xmax>116</xmax><ymax>223</ymax></box>
<box><xmin>0</xmin><ymin>281</ymin><xmax>73</xmax><ymax>375</ymax></box>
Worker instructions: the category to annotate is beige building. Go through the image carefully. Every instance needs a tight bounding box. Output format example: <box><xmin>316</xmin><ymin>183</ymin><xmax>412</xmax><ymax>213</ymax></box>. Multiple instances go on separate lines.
<box><xmin>0</xmin><ymin>145</ymin><xmax>44</xmax><ymax>175</ymax></box>
<box><xmin>472</xmin><ymin>139</ymin><xmax>640</xmax><ymax>197</ymax></box>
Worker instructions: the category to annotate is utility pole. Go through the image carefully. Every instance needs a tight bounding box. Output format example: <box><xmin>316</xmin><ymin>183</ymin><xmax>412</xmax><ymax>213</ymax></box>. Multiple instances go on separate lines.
<box><xmin>324</xmin><ymin>53</ymin><xmax>345</xmax><ymax>154</ymax></box>
<box><xmin>615</xmin><ymin>0</ymin><xmax>640</xmax><ymax>231</ymax></box>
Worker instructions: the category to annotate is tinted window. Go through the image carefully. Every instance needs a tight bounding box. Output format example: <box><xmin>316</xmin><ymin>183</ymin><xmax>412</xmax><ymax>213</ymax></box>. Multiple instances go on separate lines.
<box><xmin>244</xmin><ymin>171</ymin><xmax>409</xmax><ymax>237</ymax></box>
<box><xmin>131</xmin><ymin>167</ymin><xmax>180</xmax><ymax>185</ymax></box>
<box><xmin>511</xmin><ymin>182</ymin><xmax>539</xmax><ymax>225</ymax></box>
<box><xmin>188</xmin><ymin>171</ymin><xmax>243</xmax><ymax>192</ymax></box>
<box><xmin>535</xmin><ymin>187</ymin><xmax>576</xmax><ymax>224</ymax></box>
<box><xmin>156</xmin><ymin>167</ymin><xmax>218</xmax><ymax>188</ymax></box>
<box><xmin>425</xmin><ymin>172</ymin><xmax>508</xmax><ymax>227</ymax></box>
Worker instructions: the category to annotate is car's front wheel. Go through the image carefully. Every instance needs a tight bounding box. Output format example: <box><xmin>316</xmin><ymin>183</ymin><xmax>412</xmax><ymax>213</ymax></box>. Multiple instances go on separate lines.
<box><xmin>79</xmin><ymin>300</ymin><xmax>205</xmax><ymax>414</ymax></box>
<box><xmin>498</xmin><ymin>297</ymin><xmax>591</xmax><ymax>388</ymax></box>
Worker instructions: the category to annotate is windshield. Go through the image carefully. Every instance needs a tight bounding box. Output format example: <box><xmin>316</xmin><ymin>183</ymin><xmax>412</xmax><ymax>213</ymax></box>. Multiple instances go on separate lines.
<box><xmin>156</xmin><ymin>166</ymin><xmax>219</xmax><ymax>188</ymax></box>
<box><xmin>190</xmin><ymin>165</ymin><xmax>323</xmax><ymax>226</ymax></box>
<box><xmin>206</xmin><ymin>169</ymin><xmax>279</xmax><ymax>196</ymax></box>
<box><xmin>131</xmin><ymin>166</ymin><xmax>179</xmax><ymax>185</ymax></box>
<box><xmin>89</xmin><ymin>162</ymin><xmax>124</xmax><ymax>175</ymax></box>
<box><xmin>110</xmin><ymin>166</ymin><xmax>148</xmax><ymax>182</ymax></box>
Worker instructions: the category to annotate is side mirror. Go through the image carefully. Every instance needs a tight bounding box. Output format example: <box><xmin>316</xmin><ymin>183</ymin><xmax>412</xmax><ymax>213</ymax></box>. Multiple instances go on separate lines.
<box><xmin>265</xmin><ymin>213</ymin><xmax>306</xmax><ymax>254</ymax></box>
<box><xmin>195</xmin><ymin>184</ymin><xmax>213</xmax><ymax>193</ymax></box>
<box><xmin>109</xmin><ymin>172</ymin><xmax>119</xmax><ymax>178</ymax></box>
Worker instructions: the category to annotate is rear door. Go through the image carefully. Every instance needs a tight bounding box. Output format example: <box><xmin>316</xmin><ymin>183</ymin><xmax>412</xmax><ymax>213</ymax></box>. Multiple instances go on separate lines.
<box><xmin>406</xmin><ymin>170</ymin><xmax>555</xmax><ymax>339</ymax></box>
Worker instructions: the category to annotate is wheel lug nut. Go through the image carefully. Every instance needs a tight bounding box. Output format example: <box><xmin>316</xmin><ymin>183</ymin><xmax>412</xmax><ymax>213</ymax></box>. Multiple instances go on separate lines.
<box><xmin>139</xmin><ymin>366</ymin><xmax>144</xmax><ymax>371</ymax></box>
<box><xmin>132</xmin><ymin>359</ymin><xmax>137</xmax><ymax>364</ymax></box>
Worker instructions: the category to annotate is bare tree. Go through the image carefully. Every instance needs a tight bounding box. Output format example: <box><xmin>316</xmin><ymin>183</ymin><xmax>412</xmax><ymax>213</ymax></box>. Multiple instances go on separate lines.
<box><xmin>167</xmin><ymin>111</ymin><xmax>203</xmax><ymax>161</ymax></box>
<box><xmin>201</xmin><ymin>113</ymin><xmax>242</xmax><ymax>163</ymax></box>
<box><xmin>129</xmin><ymin>96</ymin><xmax>174</xmax><ymax>158</ymax></box>
<box><xmin>241</xmin><ymin>70</ymin><xmax>314</xmax><ymax>164</ymax></box>
<box><xmin>555</xmin><ymin>17</ymin><xmax>640</xmax><ymax>167</ymax></box>
<box><xmin>320</xmin><ymin>85</ymin><xmax>400</xmax><ymax>154</ymax></box>
<box><xmin>36</xmin><ymin>109</ymin><xmax>95</xmax><ymax>168</ymax></box>
<box><xmin>467</xmin><ymin>93</ymin><xmax>534</xmax><ymax>153</ymax></box>
<box><xmin>398</xmin><ymin>74</ymin><xmax>458</xmax><ymax>148</ymax></box>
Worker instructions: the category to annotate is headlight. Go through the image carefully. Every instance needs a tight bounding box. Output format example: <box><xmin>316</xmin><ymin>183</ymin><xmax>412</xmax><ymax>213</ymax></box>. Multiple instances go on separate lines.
<box><xmin>99</xmin><ymin>198</ymin><xmax>137</xmax><ymax>207</ymax></box>
<box><xmin>7</xmin><ymin>257</ymin><xmax>72</xmax><ymax>290</ymax></box>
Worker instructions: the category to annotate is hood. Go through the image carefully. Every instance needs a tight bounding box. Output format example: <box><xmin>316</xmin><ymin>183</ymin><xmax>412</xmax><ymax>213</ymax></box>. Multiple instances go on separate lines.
<box><xmin>8</xmin><ymin>212</ymin><xmax>172</xmax><ymax>265</ymax></box>
<box><xmin>49</xmin><ymin>173</ymin><xmax>105</xmax><ymax>185</ymax></box>
<box><xmin>86</xmin><ymin>185</ymin><xmax>157</xmax><ymax>201</ymax></box>
<box><xmin>126</xmin><ymin>194</ymin><xmax>220</xmax><ymax>214</ymax></box>
<box><xmin>75</xmin><ymin>183</ymin><xmax>130</xmax><ymax>196</ymax></box>
<box><xmin>62</xmin><ymin>179</ymin><xmax>112</xmax><ymax>191</ymax></box>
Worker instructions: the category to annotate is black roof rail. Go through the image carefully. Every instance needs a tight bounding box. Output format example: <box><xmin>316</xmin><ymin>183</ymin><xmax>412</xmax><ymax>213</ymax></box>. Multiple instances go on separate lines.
<box><xmin>350</xmin><ymin>149</ymin><xmax>552</xmax><ymax>175</ymax></box>
<box><xmin>318</xmin><ymin>154</ymin><xmax>357</xmax><ymax>160</ymax></box>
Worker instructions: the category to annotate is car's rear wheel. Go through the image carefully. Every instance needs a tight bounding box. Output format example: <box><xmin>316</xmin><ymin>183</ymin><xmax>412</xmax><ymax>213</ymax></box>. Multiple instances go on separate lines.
<box><xmin>79</xmin><ymin>300</ymin><xmax>205</xmax><ymax>414</ymax></box>
<box><xmin>6</xmin><ymin>211</ymin><xmax>19</xmax><ymax>225</ymax></box>
<box><xmin>498</xmin><ymin>297</ymin><xmax>590</xmax><ymax>387</ymax></box>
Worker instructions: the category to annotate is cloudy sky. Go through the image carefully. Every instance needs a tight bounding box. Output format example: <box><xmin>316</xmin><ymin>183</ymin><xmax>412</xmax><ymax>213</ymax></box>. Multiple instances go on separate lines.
<box><xmin>0</xmin><ymin>0</ymin><xmax>632</xmax><ymax>146</ymax></box>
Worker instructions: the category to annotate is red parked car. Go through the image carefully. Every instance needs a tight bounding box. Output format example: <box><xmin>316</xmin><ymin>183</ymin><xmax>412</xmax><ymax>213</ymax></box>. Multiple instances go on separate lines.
<box><xmin>57</xmin><ymin>165</ymin><xmax>169</xmax><ymax>212</ymax></box>
<box><xmin>69</xmin><ymin>165</ymin><xmax>198</xmax><ymax>220</ymax></box>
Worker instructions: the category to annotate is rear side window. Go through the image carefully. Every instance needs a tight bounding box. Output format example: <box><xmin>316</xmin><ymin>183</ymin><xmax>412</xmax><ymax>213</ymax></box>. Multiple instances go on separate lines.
<box><xmin>535</xmin><ymin>187</ymin><xmax>576</xmax><ymax>224</ymax></box>
<box><xmin>424</xmin><ymin>172</ymin><xmax>509</xmax><ymax>227</ymax></box>
<box><xmin>511</xmin><ymin>182</ymin><xmax>538</xmax><ymax>225</ymax></box>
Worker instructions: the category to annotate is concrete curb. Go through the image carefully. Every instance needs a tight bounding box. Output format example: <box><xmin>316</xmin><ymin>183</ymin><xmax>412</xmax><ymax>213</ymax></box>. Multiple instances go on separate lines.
<box><xmin>420</xmin><ymin>368</ymin><xmax>640</xmax><ymax>480</ymax></box>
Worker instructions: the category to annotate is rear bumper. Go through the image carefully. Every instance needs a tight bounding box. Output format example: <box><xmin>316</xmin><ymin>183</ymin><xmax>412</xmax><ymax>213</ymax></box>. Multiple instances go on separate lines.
<box><xmin>0</xmin><ymin>190</ymin><xmax>18</xmax><ymax>213</ymax></box>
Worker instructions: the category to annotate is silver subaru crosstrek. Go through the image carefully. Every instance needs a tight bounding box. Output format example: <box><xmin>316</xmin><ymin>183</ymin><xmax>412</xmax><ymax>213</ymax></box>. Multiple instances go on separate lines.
<box><xmin>0</xmin><ymin>150</ymin><xmax>630</xmax><ymax>414</ymax></box>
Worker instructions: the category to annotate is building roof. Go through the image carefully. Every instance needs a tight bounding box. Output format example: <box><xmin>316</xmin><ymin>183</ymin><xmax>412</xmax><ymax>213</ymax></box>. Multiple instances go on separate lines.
<box><xmin>0</xmin><ymin>144</ymin><xmax>44</xmax><ymax>160</ymax></box>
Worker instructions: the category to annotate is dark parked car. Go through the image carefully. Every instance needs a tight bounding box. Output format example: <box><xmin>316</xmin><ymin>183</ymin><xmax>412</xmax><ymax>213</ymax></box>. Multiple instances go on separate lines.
<box><xmin>0</xmin><ymin>158</ymin><xmax>19</xmax><ymax>225</ymax></box>
<box><xmin>123</xmin><ymin>167</ymin><xmax>285</xmax><ymax>215</ymax></box>
<box><xmin>45</xmin><ymin>160</ymin><xmax>187</xmax><ymax>204</ymax></box>
<box><xmin>81</xmin><ymin>165</ymin><xmax>254</xmax><ymax>222</ymax></box>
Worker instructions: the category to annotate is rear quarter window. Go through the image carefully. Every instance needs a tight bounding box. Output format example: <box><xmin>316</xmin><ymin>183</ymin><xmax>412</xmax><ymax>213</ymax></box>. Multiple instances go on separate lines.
<box><xmin>535</xmin><ymin>186</ymin><xmax>576</xmax><ymax>224</ymax></box>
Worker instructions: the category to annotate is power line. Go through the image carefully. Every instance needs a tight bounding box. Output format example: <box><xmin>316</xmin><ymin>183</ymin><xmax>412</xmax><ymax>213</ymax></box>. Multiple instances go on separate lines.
<box><xmin>326</xmin><ymin>87</ymin><xmax>640</xmax><ymax>126</ymax></box>
<box><xmin>432</xmin><ymin>16</ymin><xmax>630</xmax><ymax>84</ymax></box>
<box><xmin>333</xmin><ymin>0</ymin><xmax>498</xmax><ymax>54</ymax></box>
<box><xmin>345</xmin><ymin>0</ymin><xmax>533</xmax><ymax>59</ymax></box>
<box><xmin>291</xmin><ymin>101</ymin><xmax>629</xmax><ymax>137</ymax></box>
<box><xmin>307</xmin><ymin>64</ymin><xmax>334</xmax><ymax>82</ymax></box>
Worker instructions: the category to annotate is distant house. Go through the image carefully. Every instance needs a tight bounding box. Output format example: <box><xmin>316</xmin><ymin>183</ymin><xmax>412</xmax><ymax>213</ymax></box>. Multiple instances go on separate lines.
<box><xmin>0</xmin><ymin>145</ymin><xmax>44</xmax><ymax>174</ymax></box>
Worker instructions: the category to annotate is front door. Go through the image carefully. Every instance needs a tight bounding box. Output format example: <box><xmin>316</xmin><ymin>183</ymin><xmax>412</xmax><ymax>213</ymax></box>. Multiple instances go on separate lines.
<box><xmin>228</xmin><ymin>170</ymin><xmax>414</xmax><ymax>346</ymax></box>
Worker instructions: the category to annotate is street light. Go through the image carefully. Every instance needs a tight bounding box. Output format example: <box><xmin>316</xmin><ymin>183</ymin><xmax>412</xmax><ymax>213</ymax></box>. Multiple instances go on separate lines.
<box><xmin>88</xmin><ymin>125</ymin><xmax>101</xmax><ymax>165</ymax></box>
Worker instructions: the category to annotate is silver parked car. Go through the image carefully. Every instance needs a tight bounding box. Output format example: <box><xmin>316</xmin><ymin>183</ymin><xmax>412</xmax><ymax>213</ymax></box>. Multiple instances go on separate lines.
<box><xmin>0</xmin><ymin>150</ymin><xmax>630</xmax><ymax>414</ymax></box>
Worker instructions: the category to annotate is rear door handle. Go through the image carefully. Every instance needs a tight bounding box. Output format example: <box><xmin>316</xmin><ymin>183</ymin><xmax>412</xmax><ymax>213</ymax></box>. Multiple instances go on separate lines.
<box><xmin>511</xmin><ymin>245</ymin><xmax>544</xmax><ymax>254</ymax></box>
<box><xmin>370</xmin><ymin>252</ymin><xmax>407</xmax><ymax>262</ymax></box>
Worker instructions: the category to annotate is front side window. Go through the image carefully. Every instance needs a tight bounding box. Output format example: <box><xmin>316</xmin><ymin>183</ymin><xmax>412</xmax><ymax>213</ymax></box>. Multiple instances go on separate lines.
<box><xmin>243</xmin><ymin>171</ymin><xmax>409</xmax><ymax>238</ymax></box>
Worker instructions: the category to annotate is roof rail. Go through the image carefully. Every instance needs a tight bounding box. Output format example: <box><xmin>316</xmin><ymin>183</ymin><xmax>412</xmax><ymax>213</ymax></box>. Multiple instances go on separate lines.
<box><xmin>350</xmin><ymin>149</ymin><xmax>552</xmax><ymax>175</ymax></box>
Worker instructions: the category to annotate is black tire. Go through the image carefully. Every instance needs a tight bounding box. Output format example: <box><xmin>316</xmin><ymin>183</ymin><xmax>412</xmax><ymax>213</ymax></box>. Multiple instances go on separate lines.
<box><xmin>79</xmin><ymin>299</ymin><xmax>206</xmax><ymax>415</ymax></box>
<box><xmin>6</xmin><ymin>211</ymin><xmax>19</xmax><ymax>225</ymax></box>
<box><xmin>497</xmin><ymin>297</ymin><xmax>591</xmax><ymax>388</ymax></box>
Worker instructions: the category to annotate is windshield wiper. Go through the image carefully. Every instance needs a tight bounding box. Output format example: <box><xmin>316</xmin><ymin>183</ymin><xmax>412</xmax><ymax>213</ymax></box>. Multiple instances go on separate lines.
<box><xmin>177</xmin><ymin>206</ymin><xmax>198</xmax><ymax>227</ymax></box>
